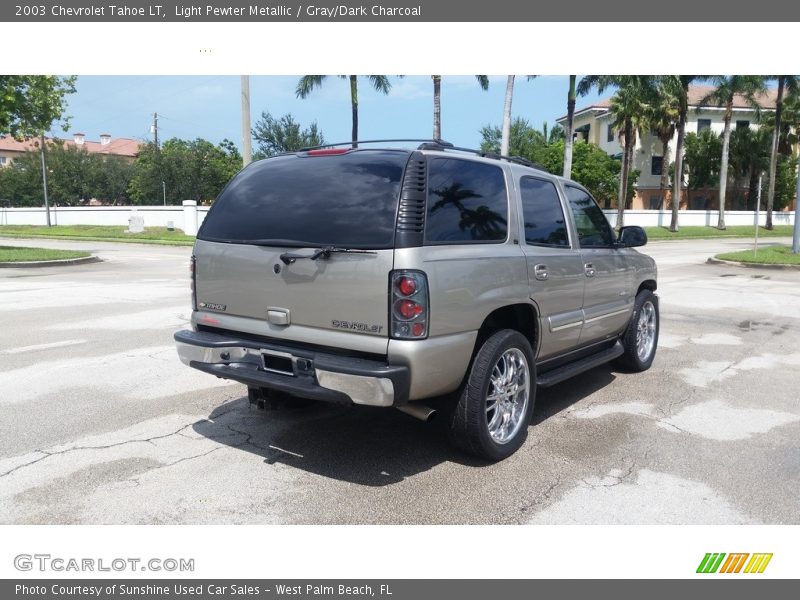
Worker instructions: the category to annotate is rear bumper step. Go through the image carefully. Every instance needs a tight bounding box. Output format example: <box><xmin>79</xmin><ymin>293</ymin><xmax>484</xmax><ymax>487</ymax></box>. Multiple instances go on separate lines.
<box><xmin>536</xmin><ymin>341</ymin><xmax>624</xmax><ymax>387</ymax></box>
<box><xmin>174</xmin><ymin>329</ymin><xmax>410</xmax><ymax>407</ymax></box>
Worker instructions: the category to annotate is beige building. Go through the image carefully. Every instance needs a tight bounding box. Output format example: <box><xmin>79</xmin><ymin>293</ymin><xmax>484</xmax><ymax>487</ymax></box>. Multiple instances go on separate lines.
<box><xmin>557</xmin><ymin>85</ymin><xmax>781</xmax><ymax>210</ymax></box>
<box><xmin>0</xmin><ymin>132</ymin><xmax>140</xmax><ymax>167</ymax></box>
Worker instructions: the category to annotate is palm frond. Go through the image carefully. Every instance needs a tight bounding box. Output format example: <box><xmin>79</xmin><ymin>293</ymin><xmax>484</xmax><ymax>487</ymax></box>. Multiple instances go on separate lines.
<box><xmin>366</xmin><ymin>76</ymin><xmax>392</xmax><ymax>95</ymax></box>
<box><xmin>475</xmin><ymin>75</ymin><xmax>489</xmax><ymax>90</ymax></box>
<box><xmin>295</xmin><ymin>75</ymin><xmax>326</xmax><ymax>99</ymax></box>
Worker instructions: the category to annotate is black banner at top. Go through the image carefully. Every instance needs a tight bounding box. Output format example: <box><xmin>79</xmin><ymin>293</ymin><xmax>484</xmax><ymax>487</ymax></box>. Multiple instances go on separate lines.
<box><xmin>2</xmin><ymin>0</ymin><xmax>800</xmax><ymax>22</ymax></box>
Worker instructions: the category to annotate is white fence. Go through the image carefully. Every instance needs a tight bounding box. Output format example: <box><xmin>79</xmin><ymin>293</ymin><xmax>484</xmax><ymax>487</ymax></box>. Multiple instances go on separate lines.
<box><xmin>0</xmin><ymin>203</ymin><xmax>210</xmax><ymax>231</ymax></box>
<box><xmin>604</xmin><ymin>210</ymin><xmax>795</xmax><ymax>228</ymax></box>
<box><xmin>0</xmin><ymin>205</ymin><xmax>795</xmax><ymax>232</ymax></box>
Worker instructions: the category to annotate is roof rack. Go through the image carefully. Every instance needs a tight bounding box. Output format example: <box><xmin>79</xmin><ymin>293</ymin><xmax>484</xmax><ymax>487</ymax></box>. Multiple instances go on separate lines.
<box><xmin>295</xmin><ymin>138</ymin><xmax>549</xmax><ymax>172</ymax></box>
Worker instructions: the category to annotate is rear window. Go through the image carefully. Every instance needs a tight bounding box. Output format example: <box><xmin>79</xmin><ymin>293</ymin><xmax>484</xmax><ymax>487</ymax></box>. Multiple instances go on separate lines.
<box><xmin>198</xmin><ymin>150</ymin><xmax>409</xmax><ymax>248</ymax></box>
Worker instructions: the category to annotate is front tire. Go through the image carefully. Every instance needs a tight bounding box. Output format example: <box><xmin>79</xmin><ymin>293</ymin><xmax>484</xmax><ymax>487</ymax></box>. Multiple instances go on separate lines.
<box><xmin>447</xmin><ymin>329</ymin><xmax>536</xmax><ymax>461</ymax></box>
<box><xmin>617</xmin><ymin>289</ymin><xmax>659</xmax><ymax>371</ymax></box>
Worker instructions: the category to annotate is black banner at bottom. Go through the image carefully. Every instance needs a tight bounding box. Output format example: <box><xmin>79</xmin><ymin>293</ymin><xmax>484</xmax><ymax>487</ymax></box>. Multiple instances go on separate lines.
<box><xmin>3</xmin><ymin>580</ymin><xmax>798</xmax><ymax>600</ymax></box>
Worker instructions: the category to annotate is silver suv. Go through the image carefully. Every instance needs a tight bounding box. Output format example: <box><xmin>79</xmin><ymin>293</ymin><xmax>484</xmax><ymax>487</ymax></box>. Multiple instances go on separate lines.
<box><xmin>175</xmin><ymin>140</ymin><xmax>658</xmax><ymax>460</ymax></box>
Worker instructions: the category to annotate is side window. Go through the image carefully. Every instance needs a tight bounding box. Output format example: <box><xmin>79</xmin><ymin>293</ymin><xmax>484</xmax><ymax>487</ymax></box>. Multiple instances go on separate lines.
<box><xmin>425</xmin><ymin>158</ymin><xmax>508</xmax><ymax>244</ymax></box>
<box><xmin>564</xmin><ymin>186</ymin><xmax>615</xmax><ymax>248</ymax></box>
<box><xmin>519</xmin><ymin>177</ymin><xmax>569</xmax><ymax>247</ymax></box>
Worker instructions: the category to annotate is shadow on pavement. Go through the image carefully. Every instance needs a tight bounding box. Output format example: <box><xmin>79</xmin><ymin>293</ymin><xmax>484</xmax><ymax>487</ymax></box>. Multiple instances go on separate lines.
<box><xmin>192</xmin><ymin>364</ymin><xmax>618</xmax><ymax>487</ymax></box>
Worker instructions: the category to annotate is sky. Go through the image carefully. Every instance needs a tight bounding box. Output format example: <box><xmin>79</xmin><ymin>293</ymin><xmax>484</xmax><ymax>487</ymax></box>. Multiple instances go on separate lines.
<box><xmin>55</xmin><ymin>75</ymin><xmax>608</xmax><ymax>150</ymax></box>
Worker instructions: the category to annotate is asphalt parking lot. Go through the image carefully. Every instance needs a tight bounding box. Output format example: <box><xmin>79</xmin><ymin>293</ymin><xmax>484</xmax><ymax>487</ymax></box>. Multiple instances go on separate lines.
<box><xmin>0</xmin><ymin>236</ymin><xmax>798</xmax><ymax>524</ymax></box>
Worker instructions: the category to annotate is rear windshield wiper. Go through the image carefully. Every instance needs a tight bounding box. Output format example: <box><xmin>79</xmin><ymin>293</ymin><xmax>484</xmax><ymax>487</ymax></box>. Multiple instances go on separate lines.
<box><xmin>280</xmin><ymin>246</ymin><xmax>377</xmax><ymax>265</ymax></box>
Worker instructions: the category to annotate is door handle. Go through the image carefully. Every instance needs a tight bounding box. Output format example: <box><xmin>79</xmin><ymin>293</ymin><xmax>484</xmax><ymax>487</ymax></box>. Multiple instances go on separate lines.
<box><xmin>534</xmin><ymin>264</ymin><xmax>548</xmax><ymax>281</ymax></box>
<box><xmin>584</xmin><ymin>263</ymin><xmax>596</xmax><ymax>277</ymax></box>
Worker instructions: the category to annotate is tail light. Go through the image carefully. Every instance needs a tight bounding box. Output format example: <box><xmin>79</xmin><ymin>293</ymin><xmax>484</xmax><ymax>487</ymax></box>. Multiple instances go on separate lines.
<box><xmin>190</xmin><ymin>255</ymin><xmax>197</xmax><ymax>311</ymax></box>
<box><xmin>391</xmin><ymin>270</ymin><xmax>429</xmax><ymax>339</ymax></box>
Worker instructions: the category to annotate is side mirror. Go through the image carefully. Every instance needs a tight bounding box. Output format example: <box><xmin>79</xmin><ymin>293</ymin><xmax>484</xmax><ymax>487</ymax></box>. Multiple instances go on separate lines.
<box><xmin>618</xmin><ymin>225</ymin><xmax>647</xmax><ymax>248</ymax></box>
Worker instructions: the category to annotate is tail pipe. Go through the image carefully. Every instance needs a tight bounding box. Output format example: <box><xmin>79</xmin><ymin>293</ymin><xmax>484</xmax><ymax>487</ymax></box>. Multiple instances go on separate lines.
<box><xmin>397</xmin><ymin>403</ymin><xmax>437</xmax><ymax>422</ymax></box>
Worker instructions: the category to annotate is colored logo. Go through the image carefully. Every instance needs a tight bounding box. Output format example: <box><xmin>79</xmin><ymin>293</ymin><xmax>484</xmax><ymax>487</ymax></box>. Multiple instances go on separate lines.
<box><xmin>696</xmin><ymin>553</ymin><xmax>773</xmax><ymax>574</ymax></box>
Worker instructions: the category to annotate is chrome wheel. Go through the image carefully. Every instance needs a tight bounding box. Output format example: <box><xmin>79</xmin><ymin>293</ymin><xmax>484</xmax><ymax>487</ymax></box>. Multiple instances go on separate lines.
<box><xmin>486</xmin><ymin>348</ymin><xmax>530</xmax><ymax>445</ymax></box>
<box><xmin>635</xmin><ymin>300</ymin><xmax>657</xmax><ymax>362</ymax></box>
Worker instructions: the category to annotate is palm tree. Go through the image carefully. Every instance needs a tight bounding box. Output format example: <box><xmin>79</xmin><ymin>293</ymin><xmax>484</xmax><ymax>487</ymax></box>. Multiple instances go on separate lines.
<box><xmin>665</xmin><ymin>76</ymin><xmax>707</xmax><ymax>232</ymax></box>
<box><xmin>296</xmin><ymin>75</ymin><xmax>392</xmax><ymax>147</ymax></box>
<box><xmin>765</xmin><ymin>76</ymin><xmax>799</xmax><ymax>229</ymax></box>
<box><xmin>578</xmin><ymin>75</ymin><xmax>656</xmax><ymax>227</ymax></box>
<box><xmin>500</xmin><ymin>76</ymin><xmax>516</xmax><ymax>156</ymax></box>
<box><xmin>648</xmin><ymin>80</ymin><xmax>681</xmax><ymax>210</ymax></box>
<box><xmin>700</xmin><ymin>76</ymin><xmax>767</xmax><ymax>229</ymax></box>
<box><xmin>499</xmin><ymin>76</ymin><xmax>538</xmax><ymax>157</ymax></box>
<box><xmin>432</xmin><ymin>76</ymin><xmax>489</xmax><ymax>140</ymax></box>
<box><xmin>563</xmin><ymin>75</ymin><xmax>577</xmax><ymax>178</ymax></box>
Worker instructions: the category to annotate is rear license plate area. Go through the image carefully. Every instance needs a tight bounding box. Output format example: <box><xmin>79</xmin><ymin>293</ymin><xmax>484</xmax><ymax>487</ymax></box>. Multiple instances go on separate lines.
<box><xmin>261</xmin><ymin>351</ymin><xmax>294</xmax><ymax>376</ymax></box>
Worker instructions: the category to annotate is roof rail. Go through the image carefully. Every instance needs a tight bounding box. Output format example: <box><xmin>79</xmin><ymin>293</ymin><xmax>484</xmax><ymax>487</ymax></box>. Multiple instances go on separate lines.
<box><xmin>297</xmin><ymin>138</ymin><xmax>454</xmax><ymax>151</ymax></box>
<box><xmin>294</xmin><ymin>138</ymin><xmax>549</xmax><ymax>172</ymax></box>
<box><xmin>436</xmin><ymin>145</ymin><xmax>549</xmax><ymax>172</ymax></box>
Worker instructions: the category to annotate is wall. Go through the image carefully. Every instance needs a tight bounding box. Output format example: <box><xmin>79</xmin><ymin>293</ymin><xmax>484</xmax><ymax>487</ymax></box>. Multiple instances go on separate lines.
<box><xmin>0</xmin><ymin>205</ymin><xmax>794</xmax><ymax>232</ymax></box>
<box><xmin>0</xmin><ymin>205</ymin><xmax>209</xmax><ymax>229</ymax></box>
<box><xmin>602</xmin><ymin>209</ymin><xmax>795</xmax><ymax>228</ymax></box>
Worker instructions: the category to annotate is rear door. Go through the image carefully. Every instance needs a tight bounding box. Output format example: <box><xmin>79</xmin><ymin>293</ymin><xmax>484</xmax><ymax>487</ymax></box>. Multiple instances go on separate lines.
<box><xmin>517</xmin><ymin>175</ymin><xmax>585</xmax><ymax>359</ymax></box>
<box><xmin>192</xmin><ymin>150</ymin><xmax>410</xmax><ymax>354</ymax></box>
<box><xmin>562</xmin><ymin>185</ymin><xmax>634</xmax><ymax>345</ymax></box>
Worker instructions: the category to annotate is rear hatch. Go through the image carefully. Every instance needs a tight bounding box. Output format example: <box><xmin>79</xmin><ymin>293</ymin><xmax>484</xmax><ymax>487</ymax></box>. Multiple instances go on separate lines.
<box><xmin>193</xmin><ymin>149</ymin><xmax>411</xmax><ymax>355</ymax></box>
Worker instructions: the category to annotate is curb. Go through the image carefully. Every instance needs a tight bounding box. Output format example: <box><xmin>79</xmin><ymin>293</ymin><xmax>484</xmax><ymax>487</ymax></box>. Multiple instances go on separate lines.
<box><xmin>0</xmin><ymin>255</ymin><xmax>101</xmax><ymax>269</ymax></box>
<box><xmin>706</xmin><ymin>257</ymin><xmax>800</xmax><ymax>270</ymax></box>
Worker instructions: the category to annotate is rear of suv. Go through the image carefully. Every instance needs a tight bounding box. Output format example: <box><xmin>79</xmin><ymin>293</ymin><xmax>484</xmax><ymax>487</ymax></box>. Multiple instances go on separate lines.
<box><xmin>175</xmin><ymin>141</ymin><xmax>658</xmax><ymax>461</ymax></box>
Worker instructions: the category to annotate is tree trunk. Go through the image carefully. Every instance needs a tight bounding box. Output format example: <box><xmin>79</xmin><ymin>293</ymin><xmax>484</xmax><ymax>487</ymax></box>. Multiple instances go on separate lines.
<box><xmin>617</xmin><ymin>119</ymin><xmax>634</xmax><ymax>228</ymax></box>
<box><xmin>659</xmin><ymin>134</ymin><xmax>671</xmax><ymax>209</ymax></box>
<box><xmin>432</xmin><ymin>75</ymin><xmax>441</xmax><ymax>140</ymax></box>
<box><xmin>563</xmin><ymin>75</ymin><xmax>576</xmax><ymax>178</ymax></box>
<box><xmin>717</xmin><ymin>98</ymin><xmax>733</xmax><ymax>230</ymax></box>
<box><xmin>670</xmin><ymin>86</ymin><xmax>688</xmax><ymax>232</ymax></box>
<box><xmin>349</xmin><ymin>75</ymin><xmax>358</xmax><ymax>148</ymax></box>
<box><xmin>765</xmin><ymin>76</ymin><xmax>785</xmax><ymax>230</ymax></box>
<box><xmin>500</xmin><ymin>75</ymin><xmax>515</xmax><ymax>156</ymax></box>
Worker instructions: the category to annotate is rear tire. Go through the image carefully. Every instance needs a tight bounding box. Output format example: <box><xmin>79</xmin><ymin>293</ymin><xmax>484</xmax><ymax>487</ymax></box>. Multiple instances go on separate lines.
<box><xmin>617</xmin><ymin>289</ymin><xmax>659</xmax><ymax>371</ymax></box>
<box><xmin>447</xmin><ymin>329</ymin><xmax>536</xmax><ymax>461</ymax></box>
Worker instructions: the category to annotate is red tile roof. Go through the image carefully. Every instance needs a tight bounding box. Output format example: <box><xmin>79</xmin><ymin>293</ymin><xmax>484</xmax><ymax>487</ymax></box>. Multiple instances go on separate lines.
<box><xmin>0</xmin><ymin>135</ymin><xmax>141</xmax><ymax>157</ymax></box>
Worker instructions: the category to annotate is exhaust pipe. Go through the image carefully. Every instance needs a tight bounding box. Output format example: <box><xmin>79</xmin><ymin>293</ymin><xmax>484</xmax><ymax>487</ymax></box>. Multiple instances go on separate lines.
<box><xmin>397</xmin><ymin>404</ymin><xmax>437</xmax><ymax>422</ymax></box>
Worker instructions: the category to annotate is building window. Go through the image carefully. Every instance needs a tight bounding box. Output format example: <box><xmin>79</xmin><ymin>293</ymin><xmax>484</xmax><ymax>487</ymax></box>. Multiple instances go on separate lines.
<box><xmin>697</xmin><ymin>119</ymin><xmax>711</xmax><ymax>133</ymax></box>
<box><xmin>607</xmin><ymin>124</ymin><xmax>614</xmax><ymax>143</ymax></box>
<box><xmin>736</xmin><ymin>120</ymin><xmax>750</xmax><ymax>130</ymax></box>
<box><xmin>649</xmin><ymin>196</ymin><xmax>662</xmax><ymax>210</ymax></box>
<box><xmin>651</xmin><ymin>156</ymin><xmax>663</xmax><ymax>176</ymax></box>
<box><xmin>0</xmin><ymin>156</ymin><xmax>7</xmax><ymax>165</ymax></box>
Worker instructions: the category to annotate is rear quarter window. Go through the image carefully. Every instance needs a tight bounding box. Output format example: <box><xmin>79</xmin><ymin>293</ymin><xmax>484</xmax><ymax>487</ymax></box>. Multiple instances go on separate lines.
<box><xmin>425</xmin><ymin>157</ymin><xmax>508</xmax><ymax>244</ymax></box>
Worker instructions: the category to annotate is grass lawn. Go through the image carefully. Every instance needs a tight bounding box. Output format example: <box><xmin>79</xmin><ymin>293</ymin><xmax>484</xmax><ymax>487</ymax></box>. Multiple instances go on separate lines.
<box><xmin>0</xmin><ymin>225</ymin><xmax>195</xmax><ymax>246</ymax></box>
<box><xmin>715</xmin><ymin>245</ymin><xmax>800</xmax><ymax>265</ymax></box>
<box><xmin>0</xmin><ymin>245</ymin><xmax>91</xmax><ymax>263</ymax></box>
<box><xmin>645</xmin><ymin>225</ymin><xmax>794</xmax><ymax>240</ymax></box>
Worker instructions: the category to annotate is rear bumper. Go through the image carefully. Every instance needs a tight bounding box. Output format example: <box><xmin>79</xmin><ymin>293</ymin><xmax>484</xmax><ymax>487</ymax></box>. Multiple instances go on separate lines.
<box><xmin>174</xmin><ymin>329</ymin><xmax>409</xmax><ymax>407</ymax></box>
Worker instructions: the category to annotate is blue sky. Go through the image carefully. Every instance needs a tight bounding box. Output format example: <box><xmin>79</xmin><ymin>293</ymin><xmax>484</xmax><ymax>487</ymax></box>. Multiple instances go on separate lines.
<box><xmin>58</xmin><ymin>75</ymin><xmax>607</xmax><ymax>150</ymax></box>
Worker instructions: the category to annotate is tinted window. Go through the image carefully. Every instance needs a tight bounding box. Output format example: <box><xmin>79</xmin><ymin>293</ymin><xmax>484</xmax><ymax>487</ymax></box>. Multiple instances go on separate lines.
<box><xmin>565</xmin><ymin>186</ymin><xmax>615</xmax><ymax>248</ymax></box>
<box><xmin>425</xmin><ymin>158</ymin><xmax>508</xmax><ymax>244</ymax></box>
<box><xmin>198</xmin><ymin>150</ymin><xmax>408</xmax><ymax>248</ymax></box>
<box><xmin>519</xmin><ymin>177</ymin><xmax>569</xmax><ymax>247</ymax></box>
